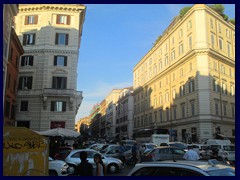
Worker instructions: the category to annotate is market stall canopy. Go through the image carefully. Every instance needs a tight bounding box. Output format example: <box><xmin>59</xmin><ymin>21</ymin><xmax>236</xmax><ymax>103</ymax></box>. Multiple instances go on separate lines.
<box><xmin>37</xmin><ymin>127</ymin><xmax>80</xmax><ymax>138</ymax></box>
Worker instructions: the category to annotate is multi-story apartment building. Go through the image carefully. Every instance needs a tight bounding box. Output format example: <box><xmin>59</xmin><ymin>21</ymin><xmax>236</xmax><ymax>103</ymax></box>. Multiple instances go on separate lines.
<box><xmin>99</xmin><ymin>99</ymin><xmax>107</xmax><ymax>138</ymax></box>
<box><xmin>133</xmin><ymin>4</ymin><xmax>235</xmax><ymax>143</ymax></box>
<box><xmin>3</xmin><ymin>4</ymin><xmax>19</xmax><ymax>106</ymax></box>
<box><xmin>14</xmin><ymin>4</ymin><xmax>86</xmax><ymax>131</ymax></box>
<box><xmin>89</xmin><ymin>104</ymin><xmax>101</xmax><ymax>138</ymax></box>
<box><xmin>105</xmin><ymin>89</ymin><xmax>122</xmax><ymax>139</ymax></box>
<box><xmin>115</xmin><ymin>87</ymin><xmax>134</xmax><ymax>139</ymax></box>
<box><xmin>4</xmin><ymin>27</ymin><xmax>24</xmax><ymax>126</ymax></box>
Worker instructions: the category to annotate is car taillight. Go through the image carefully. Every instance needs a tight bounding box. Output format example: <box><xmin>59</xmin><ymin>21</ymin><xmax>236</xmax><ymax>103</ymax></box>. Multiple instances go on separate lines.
<box><xmin>146</xmin><ymin>153</ymin><xmax>154</xmax><ymax>159</ymax></box>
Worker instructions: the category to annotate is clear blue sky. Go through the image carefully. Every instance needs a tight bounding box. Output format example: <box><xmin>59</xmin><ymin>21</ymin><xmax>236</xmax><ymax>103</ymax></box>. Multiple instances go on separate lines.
<box><xmin>75</xmin><ymin>4</ymin><xmax>235</xmax><ymax>122</ymax></box>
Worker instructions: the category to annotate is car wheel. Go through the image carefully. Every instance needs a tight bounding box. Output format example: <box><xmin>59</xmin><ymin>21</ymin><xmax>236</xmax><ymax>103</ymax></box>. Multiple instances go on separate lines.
<box><xmin>107</xmin><ymin>163</ymin><xmax>119</xmax><ymax>174</ymax></box>
<box><xmin>49</xmin><ymin>170</ymin><xmax>58</xmax><ymax>176</ymax></box>
<box><xmin>68</xmin><ymin>164</ymin><xmax>76</xmax><ymax>175</ymax></box>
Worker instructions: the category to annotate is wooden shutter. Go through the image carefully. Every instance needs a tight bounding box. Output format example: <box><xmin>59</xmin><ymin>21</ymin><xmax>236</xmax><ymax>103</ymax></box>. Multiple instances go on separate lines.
<box><xmin>29</xmin><ymin>56</ymin><xmax>33</xmax><ymax>66</ymax></box>
<box><xmin>51</xmin><ymin>102</ymin><xmax>55</xmax><ymax>111</ymax></box>
<box><xmin>65</xmin><ymin>34</ymin><xmax>69</xmax><ymax>45</ymax></box>
<box><xmin>32</xmin><ymin>34</ymin><xmax>35</xmax><ymax>44</ymax></box>
<box><xmin>63</xmin><ymin>77</ymin><xmax>67</xmax><ymax>89</ymax></box>
<box><xmin>67</xmin><ymin>15</ymin><xmax>71</xmax><ymax>25</ymax></box>
<box><xmin>21</xmin><ymin>56</ymin><xmax>25</xmax><ymax>66</ymax></box>
<box><xmin>54</xmin><ymin>56</ymin><xmax>57</xmax><ymax>65</ymax></box>
<box><xmin>23</xmin><ymin>34</ymin><xmax>27</xmax><ymax>45</ymax></box>
<box><xmin>62</xmin><ymin>102</ymin><xmax>66</xmax><ymax>111</ymax></box>
<box><xmin>56</xmin><ymin>15</ymin><xmax>60</xmax><ymax>24</ymax></box>
<box><xmin>28</xmin><ymin>77</ymin><xmax>33</xmax><ymax>89</ymax></box>
<box><xmin>18</xmin><ymin>77</ymin><xmax>23</xmax><ymax>89</ymax></box>
<box><xmin>55</xmin><ymin>33</ymin><xmax>59</xmax><ymax>44</ymax></box>
<box><xmin>64</xmin><ymin>56</ymin><xmax>67</xmax><ymax>66</ymax></box>
<box><xmin>25</xmin><ymin>16</ymin><xmax>28</xmax><ymax>25</ymax></box>
<box><xmin>34</xmin><ymin>15</ymin><xmax>38</xmax><ymax>24</ymax></box>
<box><xmin>52</xmin><ymin>77</ymin><xmax>56</xmax><ymax>88</ymax></box>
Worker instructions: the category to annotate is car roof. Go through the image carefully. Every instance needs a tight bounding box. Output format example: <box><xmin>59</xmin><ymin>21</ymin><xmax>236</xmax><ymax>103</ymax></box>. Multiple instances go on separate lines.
<box><xmin>135</xmin><ymin>160</ymin><xmax>234</xmax><ymax>172</ymax></box>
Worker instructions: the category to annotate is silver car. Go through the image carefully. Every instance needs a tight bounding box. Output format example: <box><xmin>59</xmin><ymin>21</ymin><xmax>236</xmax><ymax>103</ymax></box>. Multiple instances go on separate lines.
<box><xmin>128</xmin><ymin>160</ymin><xmax>235</xmax><ymax>176</ymax></box>
<box><xmin>64</xmin><ymin>149</ymin><xmax>123</xmax><ymax>174</ymax></box>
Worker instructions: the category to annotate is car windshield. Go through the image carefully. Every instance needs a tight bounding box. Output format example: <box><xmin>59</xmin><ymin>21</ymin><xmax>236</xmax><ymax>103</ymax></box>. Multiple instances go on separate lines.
<box><xmin>206</xmin><ymin>168</ymin><xmax>235</xmax><ymax>176</ymax></box>
<box><xmin>223</xmin><ymin>145</ymin><xmax>235</xmax><ymax>151</ymax></box>
<box><xmin>169</xmin><ymin>143</ymin><xmax>187</xmax><ymax>149</ymax></box>
<box><xmin>100</xmin><ymin>147</ymin><xmax>109</xmax><ymax>153</ymax></box>
<box><xmin>146</xmin><ymin>144</ymin><xmax>157</xmax><ymax>149</ymax></box>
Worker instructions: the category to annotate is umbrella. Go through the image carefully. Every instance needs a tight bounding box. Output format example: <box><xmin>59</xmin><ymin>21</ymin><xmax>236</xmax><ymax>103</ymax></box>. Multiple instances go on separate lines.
<box><xmin>37</xmin><ymin>127</ymin><xmax>80</xmax><ymax>138</ymax></box>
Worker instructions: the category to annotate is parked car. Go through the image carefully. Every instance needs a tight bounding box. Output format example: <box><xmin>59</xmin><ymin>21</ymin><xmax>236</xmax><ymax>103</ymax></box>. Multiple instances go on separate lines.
<box><xmin>49</xmin><ymin>157</ymin><xmax>69</xmax><ymax>176</ymax></box>
<box><xmin>128</xmin><ymin>160</ymin><xmax>235</xmax><ymax>176</ymax></box>
<box><xmin>139</xmin><ymin>143</ymin><xmax>158</xmax><ymax>155</ymax></box>
<box><xmin>100</xmin><ymin>144</ymin><xmax>133</xmax><ymax>160</ymax></box>
<box><xmin>168</xmin><ymin>142</ymin><xmax>188</xmax><ymax>151</ymax></box>
<box><xmin>54</xmin><ymin>146</ymin><xmax>73</xmax><ymax>160</ymax></box>
<box><xmin>64</xmin><ymin>149</ymin><xmax>123</xmax><ymax>174</ymax></box>
<box><xmin>141</xmin><ymin>146</ymin><xmax>185</xmax><ymax>162</ymax></box>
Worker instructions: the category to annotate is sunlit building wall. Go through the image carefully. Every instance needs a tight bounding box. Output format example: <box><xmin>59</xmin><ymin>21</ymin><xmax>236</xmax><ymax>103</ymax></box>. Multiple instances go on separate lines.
<box><xmin>14</xmin><ymin>4</ymin><xmax>86</xmax><ymax>131</ymax></box>
<box><xmin>133</xmin><ymin>4</ymin><xmax>235</xmax><ymax>143</ymax></box>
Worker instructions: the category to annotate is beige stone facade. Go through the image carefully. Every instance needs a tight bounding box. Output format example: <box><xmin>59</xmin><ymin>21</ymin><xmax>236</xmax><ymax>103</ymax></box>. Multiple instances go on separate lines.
<box><xmin>133</xmin><ymin>4</ymin><xmax>235</xmax><ymax>143</ymax></box>
<box><xmin>14</xmin><ymin>4</ymin><xmax>86</xmax><ymax>131</ymax></box>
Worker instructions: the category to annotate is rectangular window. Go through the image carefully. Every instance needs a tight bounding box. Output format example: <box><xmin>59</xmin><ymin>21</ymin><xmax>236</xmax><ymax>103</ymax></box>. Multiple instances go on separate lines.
<box><xmin>188</xmin><ymin>80</ymin><xmax>195</xmax><ymax>93</ymax></box>
<box><xmin>166</xmin><ymin>108</ymin><xmax>169</xmax><ymax>121</ymax></box>
<box><xmin>210</xmin><ymin>18</ymin><xmax>213</xmax><ymax>28</ymax></box>
<box><xmin>227</xmin><ymin>43</ymin><xmax>231</xmax><ymax>57</ymax></box>
<box><xmin>215</xmin><ymin>101</ymin><xmax>219</xmax><ymax>115</ymax></box>
<box><xmin>230</xmin><ymin>84</ymin><xmax>235</xmax><ymax>96</ymax></box>
<box><xmin>211</xmin><ymin>33</ymin><xmax>215</xmax><ymax>48</ymax></box>
<box><xmin>173</xmin><ymin>107</ymin><xmax>177</xmax><ymax>120</ymax></box>
<box><xmin>18</xmin><ymin>76</ymin><xmax>33</xmax><ymax>90</ymax></box>
<box><xmin>159</xmin><ymin>110</ymin><xmax>163</xmax><ymax>122</ymax></box>
<box><xmin>165</xmin><ymin>56</ymin><xmax>168</xmax><ymax>66</ymax></box>
<box><xmin>179</xmin><ymin>43</ymin><xmax>184</xmax><ymax>55</ymax></box>
<box><xmin>231</xmin><ymin>104</ymin><xmax>235</xmax><ymax>118</ymax></box>
<box><xmin>51</xmin><ymin>101</ymin><xmax>66</xmax><ymax>112</ymax></box>
<box><xmin>54</xmin><ymin>56</ymin><xmax>67</xmax><ymax>66</ymax></box>
<box><xmin>20</xmin><ymin>101</ymin><xmax>28</xmax><ymax>111</ymax></box>
<box><xmin>52</xmin><ymin>77</ymin><xmax>67</xmax><ymax>89</ymax></box>
<box><xmin>25</xmin><ymin>15</ymin><xmax>38</xmax><ymax>25</ymax></box>
<box><xmin>55</xmin><ymin>33</ymin><xmax>69</xmax><ymax>45</ymax></box>
<box><xmin>181</xmin><ymin>104</ymin><xmax>185</xmax><ymax>118</ymax></box>
<box><xmin>219</xmin><ymin>38</ymin><xmax>223</xmax><ymax>50</ymax></box>
<box><xmin>23</xmin><ymin>33</ymin><xmax>36</xmax><ymax>45</ymax></box>
<box><xmin>171</xmin><ymin>50</ymin><xmax>175</xmax><ymax>61</ymax></box>
<box><xmin>180</xmin><ymin>85</ymin><xmax>185</xmax><ymax>96</ymax></box>
<box><xmin>223</xmin><ymin>103</ymin><xmax>227</xmax><ymax>117</ymax></box>
<box><xmin>21</xmin><ymin>56</ymin><xmax>34</xmax><ymax>66</ymax></box>
<box><xmin>191</xmin><ymin>101</ymin><xmax>195</xmax><ymax>116</ymax></box>
<box><xmin>56</xmin><ymin>15</ymin><xmax>71</xmax><ymax>25</ymax></box>
<box><xmin>213</xmin><ymin>78</ymin><xmax>219</xmax><ymax>92</ymax></box>
<box><xmin>189</xmin><ymin>36</ymin><xmax>192</xmax><ymax>50</ymax></box>
<box><xmin>222</xmin><ymin>82</ymin><xmax>227</xmax><ymax>95</ymax></box>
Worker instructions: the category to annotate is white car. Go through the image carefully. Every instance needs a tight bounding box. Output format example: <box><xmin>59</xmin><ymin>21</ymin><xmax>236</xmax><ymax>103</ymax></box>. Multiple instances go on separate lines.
<box><xmin>128</xmin><ymin>160</ymin><xmax>235</xmax><ymax>176</ymax></box>
<box><xmin>64</xmin><ymin>149</ymin><xmax>123</xmax><ymax>174</ymax></box>
<box><xmin>49</xmin><ymin>157</ymin><xmax>69</xmax><ymax>176</ymax></box>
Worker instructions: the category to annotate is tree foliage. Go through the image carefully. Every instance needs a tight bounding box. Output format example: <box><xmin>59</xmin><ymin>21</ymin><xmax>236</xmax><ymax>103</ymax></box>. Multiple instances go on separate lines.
<box><xmin>229</xmin><ymin>18</ymin><xmax>235</xmax><ymax>25</ymax></box>
<box><xmin>179</xmin><ymin>6</ymin><xmax>192</xmax><ymax>18</ymax></box>
<box><xmin>209</xmin><ymin>4</ymin><xmax>228</xmax><ymax>21</ymax></box>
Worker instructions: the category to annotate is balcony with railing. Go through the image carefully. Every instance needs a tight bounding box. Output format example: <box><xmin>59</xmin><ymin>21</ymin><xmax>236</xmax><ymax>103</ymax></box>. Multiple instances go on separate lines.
<box><xmin>43</xmin><ymin>88</ymin><xmax>83</xmax><ymax>97</ymax></box>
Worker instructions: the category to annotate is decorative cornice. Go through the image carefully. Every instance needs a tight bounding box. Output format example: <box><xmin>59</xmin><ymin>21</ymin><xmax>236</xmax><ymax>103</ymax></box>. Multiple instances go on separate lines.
<box><xmin>19</xmin><ymin>4</ymin><xmax>85</xmax><ymax>13</ymax></box>
<box><xmin>24</xmin><ymin>49</ymin><xmax>78</xmax><ymax>54</ymax></box>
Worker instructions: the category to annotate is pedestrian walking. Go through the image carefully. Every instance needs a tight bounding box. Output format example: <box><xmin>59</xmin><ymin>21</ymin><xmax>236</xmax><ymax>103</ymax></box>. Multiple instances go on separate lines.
<box><xmin>131</xmin><ymin>142</ymin><xmax>139</xmax><ymax>165</ymax></box>
<box><xmin>183</xmin><ymin>145</ymin><xmax>200</xmax><ymax>160</ymax></box>
<box><xmin>75</xmin><ymin>151</ymin><xmax>93</xmax><ymax>176</ymax></box>
<box><xmin>94</xmin><ymin>154</ymin><xmax>106</xmax><ymax>176</ymax></box>
<box><xmin>118</xmin><ymin>143</ymin><xmax>126</xmax><ymax>166</ymax></box>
